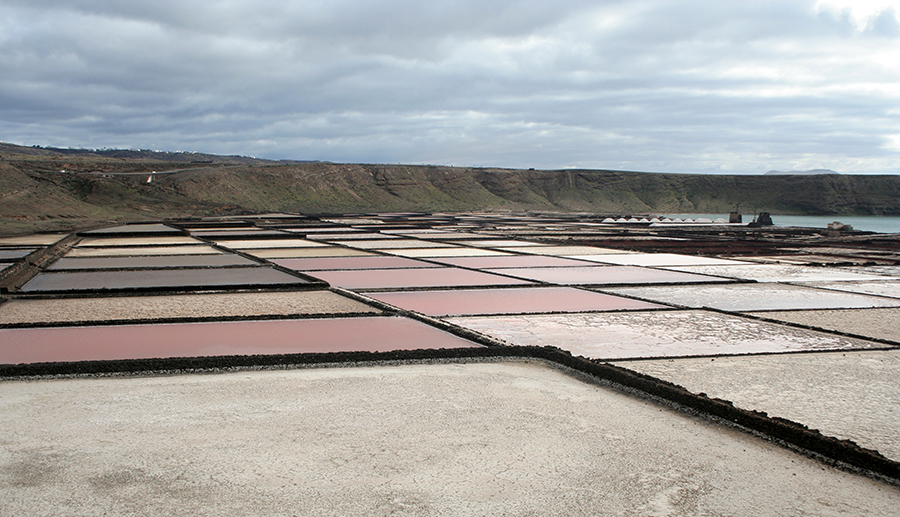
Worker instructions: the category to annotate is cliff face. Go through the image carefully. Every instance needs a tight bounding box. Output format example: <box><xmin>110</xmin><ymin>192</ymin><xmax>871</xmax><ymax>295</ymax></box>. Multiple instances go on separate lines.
<box><xmin>1</xmin><ymin>143</ymin><xmax>898</xmax><ymax>234</ymax></box>
<box><xmin>478</xmin><ymin>170</ymin><xmax>899</xmax><ymax>215</ymax></box>
<box><xmin>162</xmin><ymin>164</ymin><xmax>900</xmax><ymax>216</ymax></box>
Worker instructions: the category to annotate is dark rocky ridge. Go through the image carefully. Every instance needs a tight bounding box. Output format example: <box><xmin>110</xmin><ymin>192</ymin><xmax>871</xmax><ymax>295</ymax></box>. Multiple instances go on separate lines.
<box><xmin>2</xmin><ymin>142</ymin><xmax>898</xmax><ymax>234</ymax></box>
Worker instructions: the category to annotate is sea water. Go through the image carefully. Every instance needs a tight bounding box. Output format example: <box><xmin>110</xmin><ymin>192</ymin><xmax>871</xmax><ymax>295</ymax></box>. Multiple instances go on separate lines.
<box><xmin>664</xmin><ymin>214</ymin><xmax>900</xmax><ymax>234</ymax></box>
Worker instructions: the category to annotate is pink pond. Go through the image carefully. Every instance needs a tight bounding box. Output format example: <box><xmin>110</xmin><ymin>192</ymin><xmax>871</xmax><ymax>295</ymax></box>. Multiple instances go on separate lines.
<box><xmin>273</xmin><ymin>256</ymin><xmax>441</xmax><ymax>271</ymax></box>
<box><xmin>305</xmin><ymin>267</ymin><xmax>533</xmax><ymax>290</ymax></box>
<box><xmin>0</xmin><ymin>316</ymin><xmax>480</xmax><ymax>364</ymax></box>
<box><xmin>484</xmin><ymin>266</ymin><xmax>731</xmax><ymax>285</ymax></box>
<box><xmin>429</xmin><ymin>255</ymin><xmax>595</xmax><ymax>269</ymax></box>
<box><xmin>368</xmin><ymin>287</ymin><xmax>666</xmax><ymax>316</ymax></box>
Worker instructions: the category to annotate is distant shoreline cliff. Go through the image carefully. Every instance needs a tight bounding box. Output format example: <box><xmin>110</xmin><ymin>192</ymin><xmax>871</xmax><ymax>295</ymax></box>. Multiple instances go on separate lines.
<box><xmin>2</xmin><ymin>142</ymin><xmax>898</xmax><ymax>233</ymax></box>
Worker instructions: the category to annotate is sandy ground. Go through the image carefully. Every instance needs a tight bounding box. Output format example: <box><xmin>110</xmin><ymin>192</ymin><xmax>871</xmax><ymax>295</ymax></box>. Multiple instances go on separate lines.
<box><xmin>0</xmin><ymin>234</ymin><xmax>66</xmax><ymax>246</ymax></box>
<box><xmin>0</xmin><ymin>290</ymin><xmax>378</xmax><ymax>324</ymax></box>
<box><xmin>20</xmin><ymin>267</ymin><xmax>314</xmax><ymax>292</ymax></box>
<box><xmin>77</xmin><ymin>236</ymin><xmax>204</xmax><ymax>246</ymax></box>
<box><xmin>1</xmin><ymin>360</ymin><xmax>897</xmax><ymax>516</ymax></box>
<box><xmin>617</xmin><ymin>350</ymin><xmax>900</xmax><ymax>462</ymax></box>
<box><xmin>65</xmin><ymin>245</ymin><xmax>223</xmax><ymax>257</ymax></box>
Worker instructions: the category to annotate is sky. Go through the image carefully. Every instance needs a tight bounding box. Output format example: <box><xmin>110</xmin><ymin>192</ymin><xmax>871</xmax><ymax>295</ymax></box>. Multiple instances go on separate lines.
<box><xmin>1</xmin><ymin>1</ymin><xmax>899</xmax><ymax>174</ymax></box>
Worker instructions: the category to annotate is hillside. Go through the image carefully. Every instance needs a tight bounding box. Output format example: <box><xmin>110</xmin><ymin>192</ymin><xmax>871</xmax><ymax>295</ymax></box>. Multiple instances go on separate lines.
<box><xmin>1</xmin><ymin>142</ymin><xmax>898</xmax><ymax>234</ymax></box>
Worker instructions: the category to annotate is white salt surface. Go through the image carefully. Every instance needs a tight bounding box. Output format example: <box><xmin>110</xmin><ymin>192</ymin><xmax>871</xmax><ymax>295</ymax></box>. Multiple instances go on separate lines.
<box><xmin>844</xmin><ymin>266</ymin><xmax>900</xmax><ymax>278</ymax></box>
<box><xmin>180</xmin><ymin>226</ymin><xmax>260</xmax><ymax>232</ymax></box>
<box><xmin>456</xmin><ymin>240</ymin><xmax>545</xmax><ymax>247</ymax></box>
<box><xmin>618</xmin><ymin>350</ymin><xmax>900</xmax><ymax>462</ymax></box>
<box><xmin>282</xmin><ymin>227</ymin><xmax>358</xmax><ymax>233</ymax></box>
<box><xmin>447</xmin><ymin>310</ymin><xmax>880</xmax><ymax>359</ymax></box>
<box><xmin>308</xmin><ymin>233</ymin><xmax>397</xmax><ymax>241</ymax></box>
<box><xmin>331</xmin><ymin>239</ymin><xmax>456</xmax><ymax>249</ymax></box>
<box><xmin>750</xmin><ymin>307</ymin><xmax>900</xmax><ymax>343</ymax></box>
<box><xmin>1</xmin><ymin>361</ymin><xmax>897</xmax><ymax>516</ymax></box>
<box><xmin>800</xmin><ymin>280</ymin><xmax>900</xmax><ymax>299</ymax></box>
<box><xmin>572</xmin><ymin>253</ymin><xmax>752</xmax><ymax>267</ymax></box>
<box><xmin>215</xmin><ymin>239</ymin><xmax>331</xmax><ymax>249</ymax></box>
<box><xmin>497</xmin><ymin>245</ymin><xmax>636</xmax><ymax>256</ymax></box>
<box><xmin>244</xmin><ymin>248</ymin><xmax>375</xmax><ymax>259</ymax></box>
<box><xmin>378</xmin><ymin>229</ymin><xmax>453</xmax><ymax>235</ymax></box>
<box><xmin>664</xmin><ymin>264</ymin><xmax>894</xmax><ymax>283</ymax></box>
<box><xmin>403</xmin><ymin>232</ymin><xmax>490</xmax><ymax>240</ymax></box>
<box><xmin>384</xmin><ymin>247</ymin><xmax>513</xmax><ymax>258</ymax></box>
<box><xmin>321</xmin><ymin>218</ymin><xmax>385</xmax><ymax>225</ymax></box>
<box><xmin>604</xmin><ymin>283</ymin><xmax>900</xmax><ymax>311</ymax></box>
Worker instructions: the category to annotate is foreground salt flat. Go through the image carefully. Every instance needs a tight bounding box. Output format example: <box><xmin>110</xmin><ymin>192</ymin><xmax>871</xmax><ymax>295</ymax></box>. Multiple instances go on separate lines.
<box><xmin>2</xmin><ymin>361</ymin><xmax>897</xmax><ymax>517</ymax></box>
<box><xmin>617</xmin><ymin>350</ymin><xmax>900</xmax><ymax>462</ymax></box>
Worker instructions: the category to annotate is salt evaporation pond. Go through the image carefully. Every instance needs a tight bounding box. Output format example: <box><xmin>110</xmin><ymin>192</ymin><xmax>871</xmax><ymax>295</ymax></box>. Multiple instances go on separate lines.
<box><xmin>0</xmin><ymin>316</ymin><xmax>479</xmax><ymax>364</ymax></box>
<box><xmin>447</xmin><ymin>310</ymin><xmax>883</xmax><ymax>359</ymax></box>
<box><xmin>369</xmin><ymin>286</ymin><xmax>666</xmax><ymax>316</ymax></box>
<box><xmin>306</xmin><ymin>267</ymin><xmax>532</xmax><ymax>290</ymax></box>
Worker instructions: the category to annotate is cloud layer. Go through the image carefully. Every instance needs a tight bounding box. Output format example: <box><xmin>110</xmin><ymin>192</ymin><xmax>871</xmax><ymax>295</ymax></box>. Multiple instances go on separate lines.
<box><xmin>2</xmin><ymin>0</ymin><xmax>898</xmax><ymax>173</ymax></box>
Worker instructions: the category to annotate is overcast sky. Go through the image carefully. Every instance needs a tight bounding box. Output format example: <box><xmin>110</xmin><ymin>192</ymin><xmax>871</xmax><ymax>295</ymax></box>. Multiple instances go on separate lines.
<box><xmin>1</xmin><ymin>1</ymin><xmax>898</xmax><ymax>173</ymax></box>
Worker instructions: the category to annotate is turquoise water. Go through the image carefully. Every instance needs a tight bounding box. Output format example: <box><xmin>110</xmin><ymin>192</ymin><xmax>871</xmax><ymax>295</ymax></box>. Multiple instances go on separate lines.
<box><xmin>663</xmin><ymin>214</ymin><xmax>900</xmax><ymax>234</ymax></box>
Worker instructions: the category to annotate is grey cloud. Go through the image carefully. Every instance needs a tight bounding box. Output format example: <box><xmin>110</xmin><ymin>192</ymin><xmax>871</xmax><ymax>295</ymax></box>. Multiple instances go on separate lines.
<box><xmin>0</xmin><ymin>0</ymin><xmax>897</xmax><ymax>173</ymax></box>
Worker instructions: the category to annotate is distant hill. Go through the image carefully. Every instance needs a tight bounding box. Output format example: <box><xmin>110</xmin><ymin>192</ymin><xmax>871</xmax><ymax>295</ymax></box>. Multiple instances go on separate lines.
<box><xmin>0</xmin><ymin>142</ymin><xmax>280</xmax><ymax>165</ymax></box>
<box><xmin>1</xmin><ymin>142</ymin><xmax>898</xmax><ymax>234</ymax></box>
<box><xmin>764</xmin><ymin>169</ymin><xmax>839</xmax><ymax>175</ymax></box>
